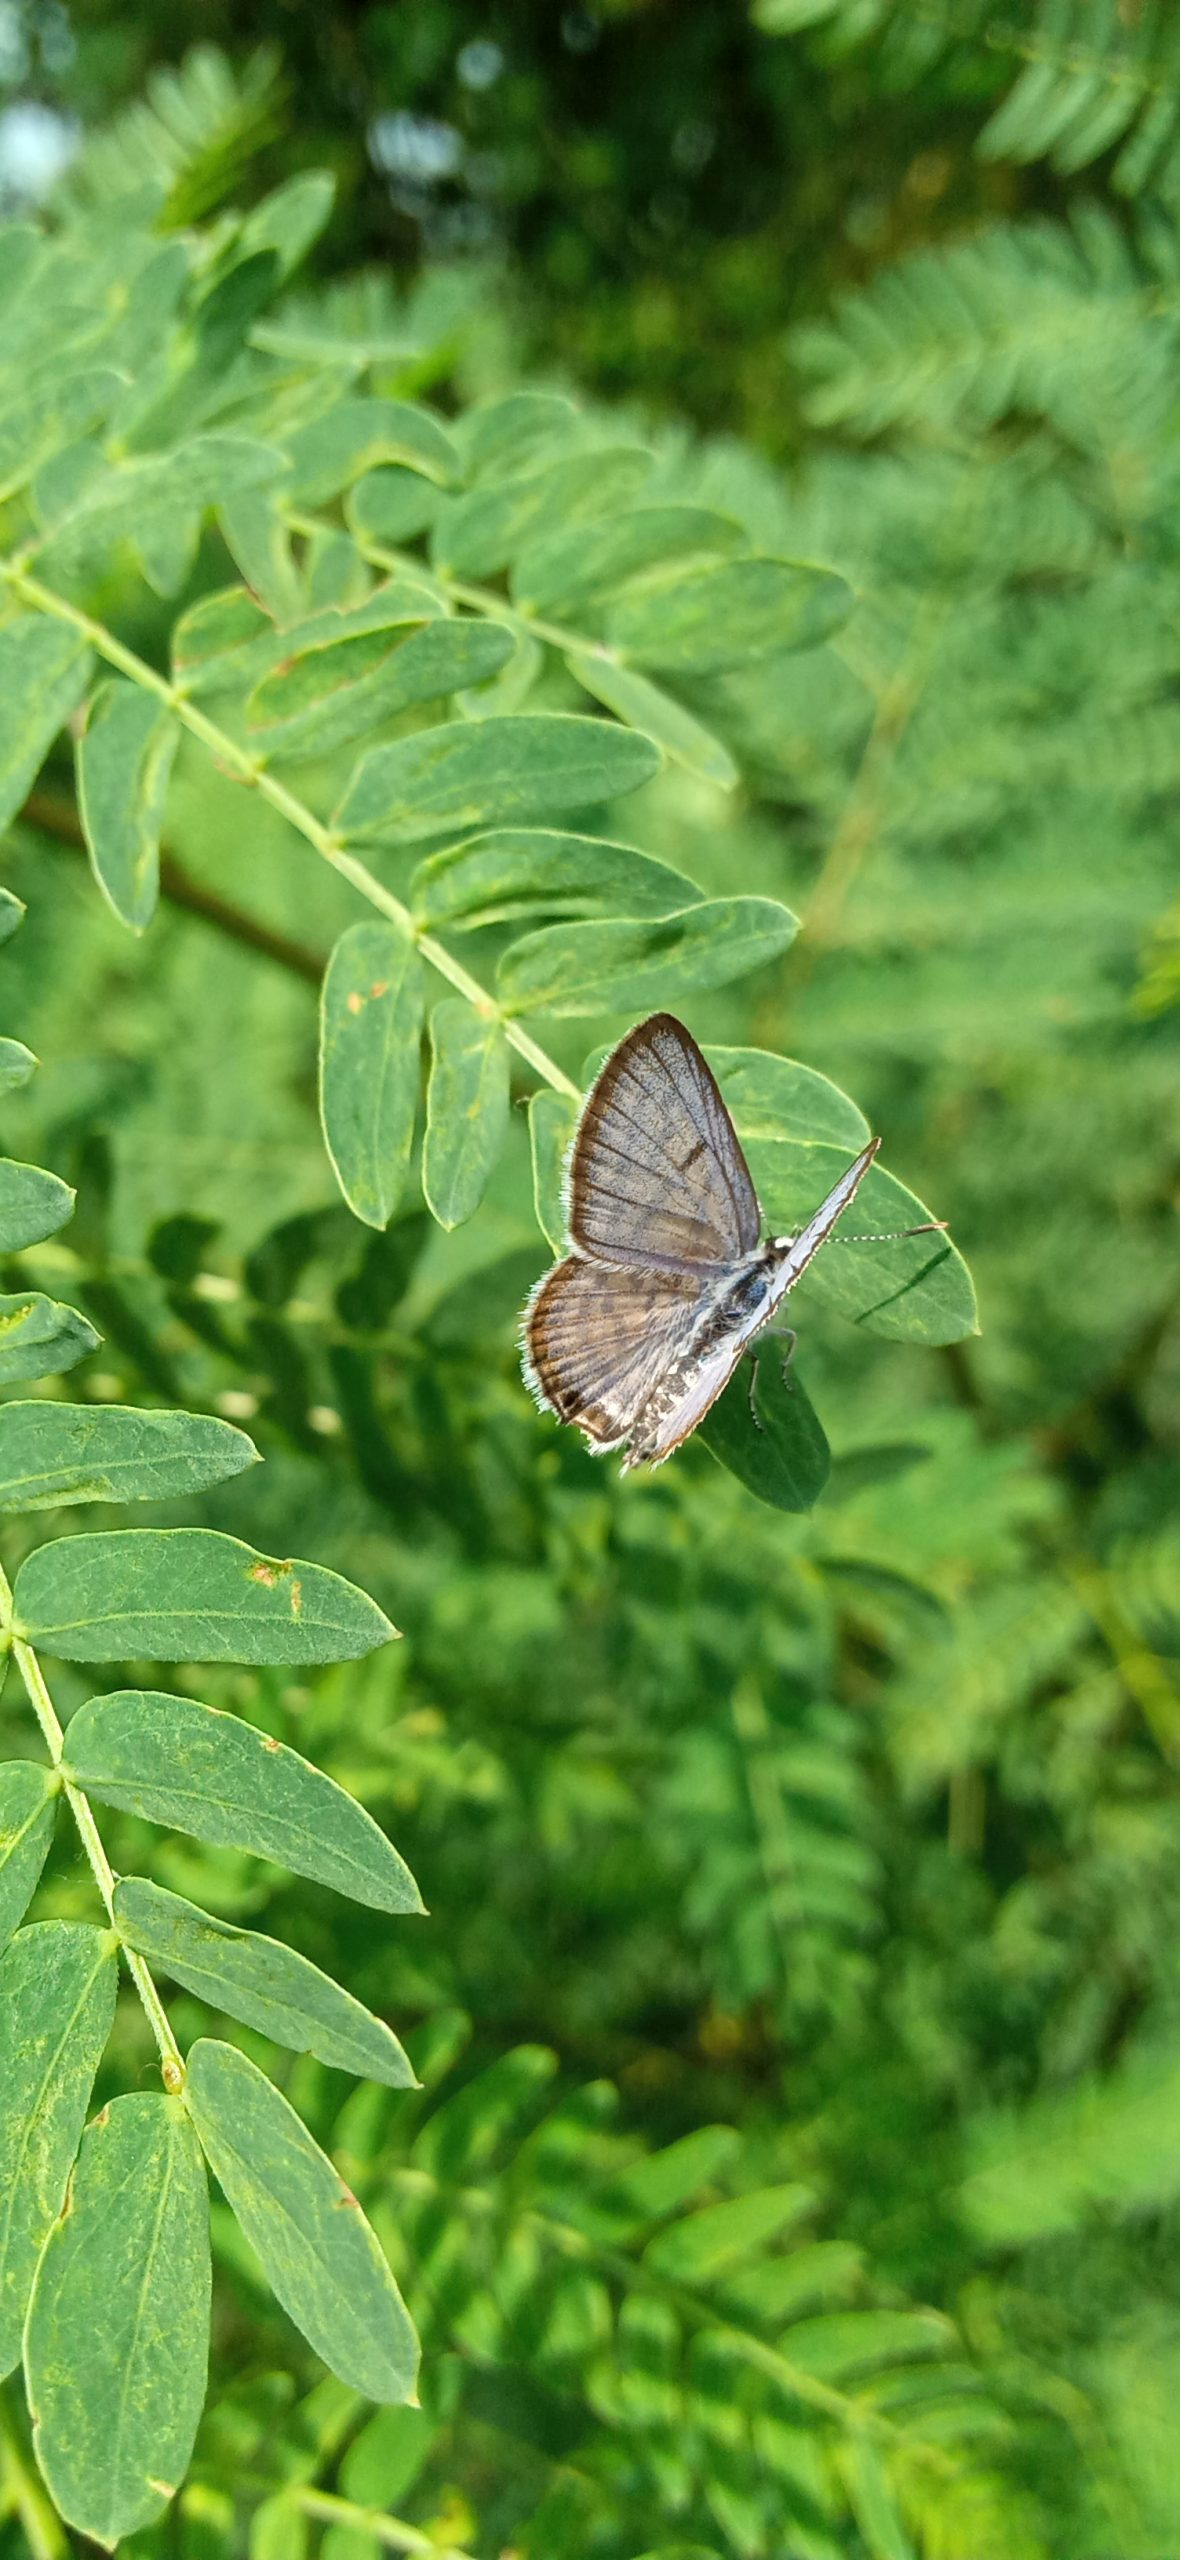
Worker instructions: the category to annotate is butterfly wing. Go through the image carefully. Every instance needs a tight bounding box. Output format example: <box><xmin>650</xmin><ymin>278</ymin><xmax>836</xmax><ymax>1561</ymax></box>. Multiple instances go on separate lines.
<box><xmin>524</xmin><ymin>1253</ymin><xmax>705</xmax><ymax>1451</ymax></box>
<box><xmin>568</xmin><ymin>1012</ymin><xmax>761</xmax><ymax>1273</ymax></box>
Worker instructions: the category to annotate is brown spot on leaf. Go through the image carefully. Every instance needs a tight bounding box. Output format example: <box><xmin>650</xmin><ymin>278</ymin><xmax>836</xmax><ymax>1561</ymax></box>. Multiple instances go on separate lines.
<box><xmin>370</xmin><ymin>979</ymin><xmax>389</xmax><ymax>998</ymax></box>
<box><xmin>335</xmin><ymin>2184</ymin><xmax>360</xmax><ymax>2208</ymax></box>
<box><xmin>289</xmin><ymin>1577</ymin><xmax>302</xmax><ymax>1618</ymax></box>
<box><xmin>261</xmin><ymin>1733</ymin><xmax>281</xmax><ymax>1752</ymax></box>
<box><xmin>346</xmin><ymin>991</ymin><xmax>365</xmax><ymax>1015</ymax></box>
<box><xmin>92</xmin><ymin>2106</ymin><xmax>110</xmax><ymax>2130</ymax></box>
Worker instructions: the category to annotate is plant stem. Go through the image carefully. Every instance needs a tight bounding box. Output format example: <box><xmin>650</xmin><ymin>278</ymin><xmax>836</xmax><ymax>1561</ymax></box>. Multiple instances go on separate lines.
<box><xmin>293</xmin><ymin>2486</ymin><xmax>475</xmax><ymax>2558</ymax></box>
<box><xmin>0</xmin><ymin>1564</ymin><xmax>185</xmax><ymax>2091</ymax></box>
<box><xmin>0</xmin><ymin>564</ymin><xmax>579</xmax><ymax>1101</ymax></box>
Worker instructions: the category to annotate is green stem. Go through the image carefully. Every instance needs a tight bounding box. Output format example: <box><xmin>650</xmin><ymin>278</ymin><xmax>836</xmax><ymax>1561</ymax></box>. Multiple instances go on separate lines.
<box><xmin>0</xmin><ymin>1564</ymin><xmax>184</xmax><ymax>2091</ymax></box>
<box><xmin>0</xmin><ymin>564</ymin><xmax>579</xmax><ymax>1101</ymax></box>
<box><xmin>293</xmin><ymin>2485</ymin><xmax>475</xmax><ymax>2557</ymax></box>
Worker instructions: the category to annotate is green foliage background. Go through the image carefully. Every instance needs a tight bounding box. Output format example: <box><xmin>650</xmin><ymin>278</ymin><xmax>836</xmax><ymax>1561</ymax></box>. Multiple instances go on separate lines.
<box><xmin>0</xmin><ymin>9</ymin><xmax>1178</xmax><ymax>2556</ymax></box>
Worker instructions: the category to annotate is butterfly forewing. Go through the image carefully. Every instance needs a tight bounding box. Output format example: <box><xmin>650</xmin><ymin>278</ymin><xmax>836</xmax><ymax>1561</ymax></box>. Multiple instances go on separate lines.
<box><xmin>568</xmin><ymin>1012</ymin><xmax>760</xmax><ymax>1273</ymax></box>
<box><xmin>525</xmin><ymin>1254</ymin><xmax>705</xmax><ymax>1449</ymax></box>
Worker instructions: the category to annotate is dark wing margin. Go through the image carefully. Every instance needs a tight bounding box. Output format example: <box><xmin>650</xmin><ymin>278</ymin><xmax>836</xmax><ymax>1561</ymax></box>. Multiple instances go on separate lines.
<box><xmin>523</xmin><ymin>1253</ymin><xmax>704</xmax><ymax>1449</ymax></box>
<box><xmin>567</xmin><ymin>1012</ymin><xmax>761</xmax><ymax>1272</ymax></box>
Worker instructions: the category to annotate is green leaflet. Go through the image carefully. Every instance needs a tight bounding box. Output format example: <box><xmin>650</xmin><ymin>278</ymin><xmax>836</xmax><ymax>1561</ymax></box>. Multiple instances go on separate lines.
<box><xmin>13</xmin><ymin>1528</ymin><xmax>397</xmax><ymax>1664</ymax></box>
<box><xmin>410</xmin><ymin>827</ymin><xmax>700</xmax><ymax>933</ymax></box>
<box><xmin>0</xmin><ymin>1402</ymin><xmax>257</xmax><ymax>1509</ymax></box>
<box><xmin>566</xmin><ymin>652</ymin><xmax>739</xmax><ymax>789</ymax></box>
<box><xmin>0</xmin><ymin>1158</ymin><xmax>73</xmax><ymax>1253</ymax></box>
<box><xmin>512</xmin><ymin>505</ymin><xmax>746</xmax><ymax>617</ymax></box>
<box><xmin>184</xmin><ymin>2039</ymin><xmax>419</xmax><ymax>2402</ymax></box>
<box><xmin>284</xmin><ymin>395</ymin><xmax>459</xmax><ymax>503</ymax></box>
<box><xmin>783</xmin><ymin>2308</ymin><xmax>952</xmax><ymax>2381</ymax></box>
<box><xmin>0</xmin><ymin>614</ymin><xmax>91</xmax><ymax>830</ymax></box>
<box><xmin>219</xmin><ymin>489</ymin><xmax>303</xmax><ymax>622</ymax></box>
<box><xmin>319</xmin><ymin>919</ymin><xmax>424</xmax><ymax>1229</ymax></box>
<box><xmin>431</xmin><ymin>446</ymin><xmax>654</xmax><ymax>579</ymax></box>
<box><xmin>63</xmin><ymin>1689</ymin><xmax>422</xmax><ymax>1913</ymax></box>
<box><xmin>458</xmin><ymin>390</ymin><xmax>581</xmax><ymax>483</ymax></box>
<box><xmin>336</xmin><ymin>713</ymin><xmax>662</xmax><ymax>845</ymax></box>
<box><xmin>709</xmin><ymin>1047</ymin><xmax>870</xmax><ymax>1148</ymax></box>
<box><xmin>114</xmin><ymin>1878</ymin><xmax>416</xmax><ymax>2086</ymax></box>
<box><xmin>0</xmin><ymin>366</ymin><xmax>122</xmax><ymax>502</ymax></box>
<box><xmin>839</xmin><ymin>2435</ymin><xmax>916</xmax><ymax>2560</ymax></box>
<box><xmin>644</xmin><ymin>2182</ymin><xmax>816</xmax><ymax>2282</ymax></box>
<box><xmin>0</xmin><ymin>1037</ymin><xmax>36</xmax><ymax>1089</ymax></box>
<box><xmin>591</xmin><ymin>2127</ymin><xmax>744</xmax><ymax>2236</ymax></box>
<box><xmin>528</xmin><ymin>1089</ymin><xmax>579</xmax><ymax>1252</ymax></box>
<box><xmin>0</xmin><ymin>1921</ymin><xmax>117</xmax><ymax>2376</ymax></box>
<box><xmin>347</xmin><ymin>462</ymin><xmax>442</xmax><ymax>546</ymax></box>
<box><xmin>0</xmin><ymin>1765</ymin><xmax>57</xmax><ymax>1954</ymax></box>
<box><xmin>56</xmin><ymin>435</ymin><xmax>285</xmax><ymax>546</ymax></box>
<box><xmin>423</xmin><ymin>1002</ymin><xmax>511</xmax><ymax>1230</ymax></box>
<box><xmin>171</xmin><ymin>582</ymin><xmax>275</xmax><ymax>695</ymax></box>
<box><xmin>238</xmin><ymin>168</ymin><xmax>336</xmax><ymax>277</ymax></box>
<box><xmin>249</xmin><ymin>616</ymin><xmax>514</xmax><ymax>763</ymax></box>
<box><xmin>77</xmin><ymin>678</ymin><xmax>179</xmax><ymax>930</ymax></box>
<box><xmin>0</xmin><ymin>1292</ymin><xmax>99</xmax><ymax>1385</ymax></box>
<box><xmin>25</xmin><ymin>2095</ymin><xmax>210</xmax><ymax>2549</ymax></box>
<box><xmin>607</xmin><ymin>557</ymin><xmax>853</xmax><ymax>673</ymax></box>
<box><xmin>744</xmin><ymin>1140</ymin><xmax>978</xmax><ymax>1345</ymax></box>
<box><xmin>698</xmin><ymin>1351</ymin><xmax>832</xmax><ymax>1513</ymax></box>
<box><xmin>498</xmin><ymin>897</ymin><xmax>799</xmax><ymax>1017</ymax></box>
<box><xmin>0</xmin><ymin>887</ymin><xmax>26</xmax><ymax>940</ymax></box>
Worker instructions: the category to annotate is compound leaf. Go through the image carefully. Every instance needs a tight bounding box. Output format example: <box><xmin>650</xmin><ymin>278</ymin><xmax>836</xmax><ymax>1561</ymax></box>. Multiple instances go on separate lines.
<box><xmin>0</xmin><ymin>1402</ymin><xmax>257</xmax><ymax>1511</ymax></box>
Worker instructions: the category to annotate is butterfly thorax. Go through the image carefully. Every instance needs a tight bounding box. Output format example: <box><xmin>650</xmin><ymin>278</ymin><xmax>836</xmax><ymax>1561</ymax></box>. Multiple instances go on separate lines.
<box><xmin>625</xmin><ymin>1240</ymin><xmax>793</xmax><ymax>1462</ymax></box>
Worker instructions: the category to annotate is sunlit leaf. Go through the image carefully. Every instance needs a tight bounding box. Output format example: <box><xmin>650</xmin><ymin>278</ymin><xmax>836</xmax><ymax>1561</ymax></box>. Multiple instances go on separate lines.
<box><xmin>0</xmin><ymin>1765</ymin><xmax>57</xmax><ymax>1954</ymax></box>
<box><xmin>566</xmin><ymin>651</ymin><xmax>739</xmax><ymax>787</ymax></box>
<box><xmin>608</xmin><ymin>557</ymin><xmax>853</xmax><ymax>673</ymax></box>
<box><xmin>0</xmin><ymin>614</ymin><xmax>91</xmax><ymax>829</ymax></box>
<box><xmin>76</xmin><ymin>679</ymin><xmax>179</xmax><ymax>930</ymax></box>
<box><xmin>0</xmin><ymin>1293</ymin><xmax>99</xmax><ymax>1385</ymax></box>
<box><xmin>528</xmin><ymin>1089</ymin><xmax>578</xmax><ymax>1251</ymax></box>
<box><xmin>0</xmin><ymin>1922</ymin><xmax>117</xmax><ymax>2376</ymax></box>
<box><xmin>285</xmin><ymin>395</ymin><xmax>459</xmax><ymax>502</ymax></box>
<box><xmin>410</xmin><ymin>826</ymin><xmax>698</xmax><ymax>932</ymax></box>
<box><xmin>64</xmin><ymin>1688</ymin><xmax>422</xmax><ymax>1912</ymax></box>
<box><xmin>185</xmin><ymin>2039</ymin><xmax>419</xmax><ymax>2401</ymax></box>
<box><xmin>513</xmin><ymin>506</ymin><xmax>746</xmax><ymax>618</ymax></box>
<box><xmin>25</xmin><ymin>2095</ymin><xmax>209</xmax><ymax>2549</ymax></box>
<box><xmin>0</xmin><ymin>1158</ymin><xmax>73</xmax><ymax>1253</ymax></box>
<box><xmin>115</xmin><ymin>1879</ymin><xmax>416</xmax><ymax>2085</ymax></box>
<box><xmin>0</xmin><ymin>1402</ymin><xmax>257</xmax><ymax>1510</ymax></box>
<box><xmin>745</xmin><ymin>1140</ymin><xmax>977</xmax><ymax>1344</ymax></box>
<box><xmin>0</xmin><ymin>1037</ymin><xmax>36</xmax><ymax>1089</ymax></box>
<box><xmin>13</xmin><ymin>1529</ymin><xmax>397</xmax><ymax>1664</ymax></box>
<box><xmin>432</xmin><ymin>447</ymin><xmax>653</xmax><ymax>579</ymax></box>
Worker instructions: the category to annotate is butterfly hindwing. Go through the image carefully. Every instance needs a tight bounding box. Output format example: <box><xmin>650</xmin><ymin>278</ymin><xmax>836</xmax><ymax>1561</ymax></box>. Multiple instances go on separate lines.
<box><xmin>567</xmin><ymin>1012</ymin><xmax>761</xmax><ymax>1272</ymax></box>
<box><xmin>524</xmin><ymin>1253</ymin><xmax>705</xmax><ymax>1450</ymax></box>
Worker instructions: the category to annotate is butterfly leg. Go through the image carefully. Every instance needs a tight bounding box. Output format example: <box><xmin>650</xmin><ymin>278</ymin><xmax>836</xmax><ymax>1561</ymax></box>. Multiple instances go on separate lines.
<box><xmin>747</xmin><ymin>1327</ymin><xmax>797</xmax><ymax>1430</ymax></box>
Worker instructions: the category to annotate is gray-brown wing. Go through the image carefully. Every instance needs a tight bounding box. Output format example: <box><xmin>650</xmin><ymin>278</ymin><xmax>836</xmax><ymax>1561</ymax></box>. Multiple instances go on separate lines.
<box><xmin>524</xmin><ymin>1252</ymin><xmax>705</xmax><ymax>1450</ymax></box>
<box><xmin>567</xmin><ymin>1012</ymin><xmax>761</xmax><ymax>1273</ymax></box>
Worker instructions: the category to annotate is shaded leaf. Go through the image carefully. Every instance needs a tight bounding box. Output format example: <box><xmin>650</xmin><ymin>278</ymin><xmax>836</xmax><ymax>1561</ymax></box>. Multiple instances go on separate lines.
<box><xmin>13</xmin><ymin>1528</ymin><xmax>397</xmax><ymax>1665</ymax></box>
<box><xmin>0</xmin><ymin>1292</ymin><xmax>99</xmax><ymax>1385</ymax></box>
<box><xmin>185</xmin><ymin>2038</ymin><xmax>419</xmax><ymax>2401</ymax></box>
<box><xmin>285</xmin><ymin>396</ymin><xmax>458</xmax><ymax>503</ymax></box>
<box><xmin>0</xmin><ymin>1921</ymin><xmax>117</xmax><ymax>2376</ymax></box>
<box><xmin>567</xmin><ymin>651</ymin><xmax>738</xmax><ymax>788</ymax></box>
<box><xmin>115</xmin><ymin>1879</ymin><xmax>415</xmax><ymax>2086</ymax></box>
<box><xmin>528</xmin><ymin>1089</ymin><xmax>579</xmax><ymax>1252</ymax></box>
<box><xmin>708</xmin><ymin>1046</ymin><xmax>871</xmax><ymax>1149</ymax></box>
<box><xmin>432</xmin><ymin>447</ymin><xmax>653</xmax><ymax>579</ymax></box>
<box><xmin>0</xmin><ymin>1402</ymin><xmax>257</xmax><ymax>1511</ymax></box>
<box><xmin>0</xmin><ymin>615</ymin><xmax>91</xmax><ymax>829</ymax></box>
<box><xmin>319</xmin><ymin>919</ymin><xmax>424</xmax><ymax>1229</ymax></box>
<box><xmin>347</xmin><ymin>464</ymin><xmax>441</xmax><ymax>547</ymax></box>
<box><xmin>608</xmin><ymin>557</ymin><xmax>852</xmax><ymax>673</ymax></box>
<box><xmin>644</xmin><ymin>2183</ymin><xmax>814</xmax><ymax>2282</ymax></box>
<box><xmin>423</xmin><ymin>1002</ymin><xmax>510</xmax><ymax>1230</ymax></box>
<box><xmin>513</xmin><ymin>506</ymin><xmax>746</xmax><ymax>618</ymax></box>
<box><xmin>0</xmin><ymin>1158</ymin><xmax>73</xmax><ymax>1253</ymax></box>
<box><xmin>336</xmin><ymin>713</ymin><xmax>661</xmax><ymax>846</ymax></box>
<box><xmin>25</xmin><ymin>2095</ymin><xmax>209</xmax><ymax>2549</ymax></box>
<box><xmin>171</xmin><ymin>582</ymin><xmax>275</xmax><ymax>696</ymax></box>
<box><xmin>498</xmin><ymin>897</ymin><xmax>798</xmax><ymax>1017</ymax></box>
<box><xmin>77</xmin><ymin>678</ymin><xmax>180</xmax><ymax>930</ymax></box>
<box><xmin>250</xmin><ymin>616</ymin><xmax>513</xmax><ymax>763</ymax></box>
<box><xmin>698</xmin><ymin>1350</ymin><xmax>831</xmax><ymax>1513</ymax></box>
<box><xmin>411</xmin><ymin>826</ymin><xmax>697</xmax><ymax>932</ymax></box>
<box><xmin>458</xmin><ymin>391</ymin><xmax>581</xmax><ymax>483</ymax></box>
<box><xmin>64</xmin><ymin>1688</ymin><xmax>422</xmax><ymax>1912</ymax></box>
<box><xmin>0</xmin><ymin>1764</ymin><xmax>57</xmax><ymax>1954</ymax></box>
<box><xmin>0</xmin><ymin>1037</ymin><xmax>36</xmax><ymax>1089</ymax></box>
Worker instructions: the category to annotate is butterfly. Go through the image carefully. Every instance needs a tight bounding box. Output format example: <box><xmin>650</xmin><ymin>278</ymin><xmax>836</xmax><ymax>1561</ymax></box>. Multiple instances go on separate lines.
<box><xmin>522</xmin><ymin>1012</ymin><xmax>942</xmax><ymax>1472</ymax></box>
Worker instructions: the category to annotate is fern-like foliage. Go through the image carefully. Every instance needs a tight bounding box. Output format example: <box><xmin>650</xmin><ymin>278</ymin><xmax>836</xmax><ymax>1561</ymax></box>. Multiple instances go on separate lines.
<box><xmin>756</xmin><ymin>0</ymin><xmax>1180</xmax><ymax>199</ymax></box>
